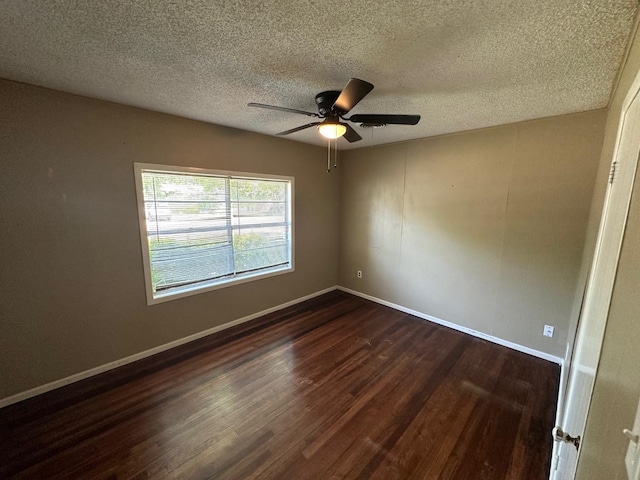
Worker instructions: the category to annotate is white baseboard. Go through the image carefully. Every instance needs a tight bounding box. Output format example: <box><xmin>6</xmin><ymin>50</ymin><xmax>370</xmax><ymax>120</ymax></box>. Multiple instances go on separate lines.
<box><xmin>0</xmin><ymin>286</ymin><xmax>338</xmax><ymax>409</ymax></box>
<box><xmin>1</xmin><ymin>285</ymin><xmax>563</xmax><ymax>409</ymax></box>
<box><xmin>337</xmin><ymin>286</ymin><xmax>564</xmax><ymax>365</ymax></box>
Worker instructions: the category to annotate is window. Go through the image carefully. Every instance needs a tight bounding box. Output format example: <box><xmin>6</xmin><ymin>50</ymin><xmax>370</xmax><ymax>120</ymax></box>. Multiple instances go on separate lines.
<box><xmin>134</xmin><ymin>163</ymin><xmax>294</xmax><ymax>305</ymax></box>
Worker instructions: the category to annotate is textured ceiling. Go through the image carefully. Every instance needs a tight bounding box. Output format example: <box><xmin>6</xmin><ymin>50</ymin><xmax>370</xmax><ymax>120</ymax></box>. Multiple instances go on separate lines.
<box><xmin>0</xmin><ymin>1</ymin><xmax>638</xmax><ymax>149</ymax></box>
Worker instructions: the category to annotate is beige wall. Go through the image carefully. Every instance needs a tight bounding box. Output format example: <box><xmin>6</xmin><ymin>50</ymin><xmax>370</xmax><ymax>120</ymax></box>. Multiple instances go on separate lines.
<box><xmin>339</xmin><ymin>111</ymin><xmax>607</xmax><ymax>358</ymax></box>
<box><xmin>576</xmin><ymin>18</ymin><xmax>640</xmax><ymax>480</ymax></box>
<box><xmin>0</xmin><ymin>80</ymin><xmax>339</xmax><ymax>400</ymax></box>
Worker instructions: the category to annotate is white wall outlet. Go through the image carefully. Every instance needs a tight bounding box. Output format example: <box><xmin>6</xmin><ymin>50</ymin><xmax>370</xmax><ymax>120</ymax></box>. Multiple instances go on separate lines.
<box><xmin>357</xmin><ymin>270</ymin><xmax>363</xmax><ymax>279</ymax></box>
<box><xmin>543</xmin><ymin>325</ymin><xmax>555</xmax><ymax>337</ymax></box>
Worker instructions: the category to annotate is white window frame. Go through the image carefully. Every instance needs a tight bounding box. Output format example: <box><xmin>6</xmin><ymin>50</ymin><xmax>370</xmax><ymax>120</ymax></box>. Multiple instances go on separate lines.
<box><xmin>133</xmin><ymin>163</ymin><xmax>295</xmax><ymax>305</ymax></box>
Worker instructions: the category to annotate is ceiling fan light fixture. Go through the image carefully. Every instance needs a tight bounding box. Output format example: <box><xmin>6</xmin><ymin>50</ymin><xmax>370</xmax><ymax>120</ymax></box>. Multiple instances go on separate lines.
<box><xmin>318</xmin><ymin>122</ymin><xmax>347</xmax><ymax>139</ymax></box>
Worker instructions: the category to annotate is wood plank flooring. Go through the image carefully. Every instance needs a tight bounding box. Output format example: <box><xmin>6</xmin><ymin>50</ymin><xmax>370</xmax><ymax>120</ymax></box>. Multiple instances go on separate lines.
<box><xmin>0</xmin><ymin>291</ymin><xmax>560</xmax><ymax>479</ymax></box>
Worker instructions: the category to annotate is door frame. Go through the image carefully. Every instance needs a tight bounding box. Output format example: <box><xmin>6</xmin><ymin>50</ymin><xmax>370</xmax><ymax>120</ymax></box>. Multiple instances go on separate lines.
<box><xmin>551</xmin><ymin>65</ymin><xmax>640</xmax><ymax>479</ymax></box>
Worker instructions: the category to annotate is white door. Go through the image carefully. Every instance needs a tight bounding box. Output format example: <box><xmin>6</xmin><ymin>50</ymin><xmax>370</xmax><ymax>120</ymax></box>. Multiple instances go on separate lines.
<box><xmin>552</xmin><ymin>71</ymin><xmax>640</xmax><ymax>479</ymax></box>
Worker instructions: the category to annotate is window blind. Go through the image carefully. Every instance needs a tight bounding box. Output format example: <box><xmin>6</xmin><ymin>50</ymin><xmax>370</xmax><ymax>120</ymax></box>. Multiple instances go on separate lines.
<box><xmin>141</xmin><ymin>170</ymin><xmax>291</xmax><ymax>295</ymax></box>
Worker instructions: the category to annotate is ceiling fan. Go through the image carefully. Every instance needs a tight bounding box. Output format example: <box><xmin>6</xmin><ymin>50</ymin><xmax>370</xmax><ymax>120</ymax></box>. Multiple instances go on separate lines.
<box><xmin>248</xmin><ymin>78</ymin><xmax>420</xmax><ymax>143</ymax></box>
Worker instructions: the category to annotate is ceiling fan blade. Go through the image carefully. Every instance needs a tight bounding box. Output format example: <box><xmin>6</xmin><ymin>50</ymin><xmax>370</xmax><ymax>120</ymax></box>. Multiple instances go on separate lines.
<box><xmin>332</xmin><ymin>78</ymin><xmax>374</xmax><ymax>114</ymax></box>
<box><xmin>276</xmin><ymin>122</ymin><xmax>321</xmax><ymax>136</ymax></box>
<box><xmin>248</xmin><ymin>102</ymin><xmax>321</xmax><ymax>118</ymax></box>
<box><xmin>343</xmin><ymin>124</ymin><xmax>363</xmax><ymax>143</ymax></box>
<box><xmin>349</xmin><ymin>114</ymin><xmax>421</xmax><ymax>125</ymax></box>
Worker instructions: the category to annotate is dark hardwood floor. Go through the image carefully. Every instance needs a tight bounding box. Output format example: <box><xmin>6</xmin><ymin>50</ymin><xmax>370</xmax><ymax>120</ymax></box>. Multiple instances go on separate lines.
<box><xmin>0</xmin><ymin>291</ymin><xmax>560</xmax><ymax>479</ymax></box>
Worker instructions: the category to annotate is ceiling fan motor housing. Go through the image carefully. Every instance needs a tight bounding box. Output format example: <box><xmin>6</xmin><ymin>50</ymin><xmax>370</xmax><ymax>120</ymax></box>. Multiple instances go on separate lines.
<box><xmin>315</xmin><ymin>90</ymin><xmax>342</xmax><ymax>116</ymax></box>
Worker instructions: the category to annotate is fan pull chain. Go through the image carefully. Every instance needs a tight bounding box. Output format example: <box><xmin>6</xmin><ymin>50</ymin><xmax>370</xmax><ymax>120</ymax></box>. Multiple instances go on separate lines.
<box><xmin>334</xmin><ymin>137</ymin><xmax>338</xmax><ymax>169</ymax></box>
<box><xmin>327</xmin><ymin>139</ymin><xmax>331</xmax><ymax>172</ymax></box>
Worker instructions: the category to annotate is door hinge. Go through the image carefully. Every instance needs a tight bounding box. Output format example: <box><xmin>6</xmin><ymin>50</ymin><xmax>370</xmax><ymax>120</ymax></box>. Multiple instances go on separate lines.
<box><xmin>609</xmin><ymin>161</ymin><xmax>617</xmax><ymax>184</ymax></box>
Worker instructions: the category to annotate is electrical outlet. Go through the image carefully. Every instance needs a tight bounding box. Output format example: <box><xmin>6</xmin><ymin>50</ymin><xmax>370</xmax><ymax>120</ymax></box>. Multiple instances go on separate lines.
<box><xmin>357</xmin><ymin>270</ymin><xmax>362</xmax><ymax>279</ymax></box>
<box><xmin>543</xmin><ymin>325</ymin><xmax>555</xmax><ymax>337</ymax></box>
